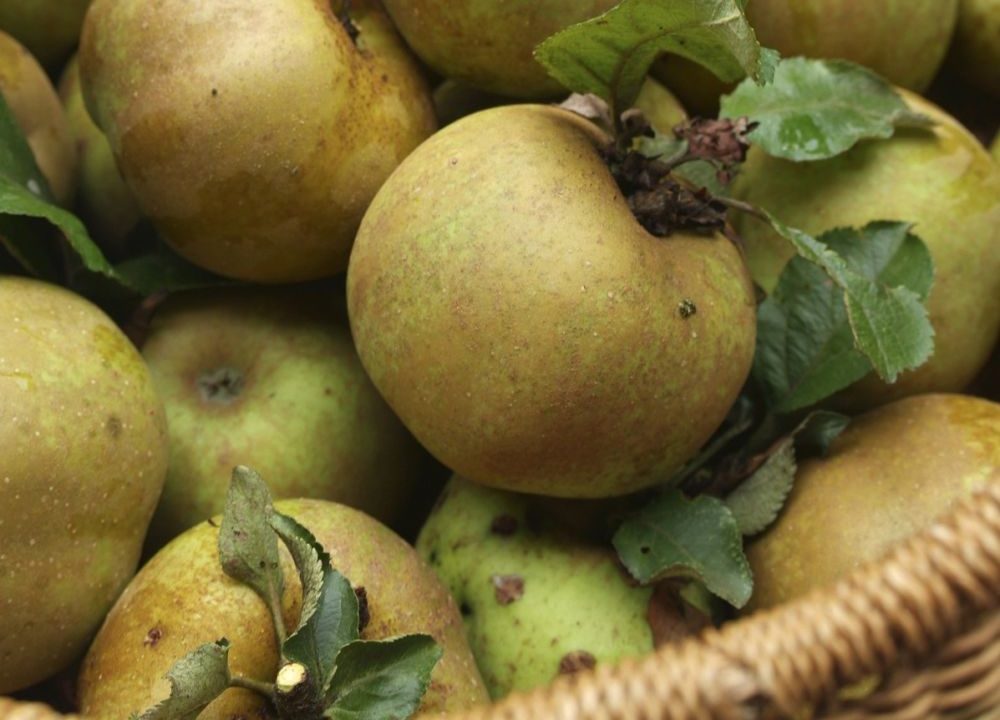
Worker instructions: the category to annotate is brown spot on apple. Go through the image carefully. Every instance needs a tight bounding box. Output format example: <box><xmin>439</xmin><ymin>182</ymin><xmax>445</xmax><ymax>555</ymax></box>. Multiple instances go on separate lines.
<box><xmin>491</xmin><ymin>574</ymin><xmax>524</xmax><ymax>605</ymax></box>
<box><xmin>558</xmin><ymin>650</ymin><xmax>596</xmax><ymax>675</ymax></box>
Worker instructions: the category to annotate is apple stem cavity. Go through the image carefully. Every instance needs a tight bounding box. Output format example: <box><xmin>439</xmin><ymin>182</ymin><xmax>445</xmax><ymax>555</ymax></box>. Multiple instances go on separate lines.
<box><xmin>197</xmin><ymin>367</ymin><xmax>246</xmax><ymax>405</ymax></box>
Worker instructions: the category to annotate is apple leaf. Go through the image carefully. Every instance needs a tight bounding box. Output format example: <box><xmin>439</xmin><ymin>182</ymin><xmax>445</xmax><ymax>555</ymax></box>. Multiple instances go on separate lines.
<box><xmin>270</xmin><ymin>511</ymin><xmax>360</xmax><ymax>696</ymax></box>
<box><xmin>754</xmin><ymin>220</ymin><xmax>935</xmax><ymax>410</ymax></box>
<box><xmin>324</xmin><ymin>636</ymin><xmax>442</xmax><ymax>719</ymax></box>
<box><xmin>724</xmin><ymin>412</ymin><xmax>848</xmax><ymax>536</ymax></box>
<box><xmin>218</xmin><ymin>466</ymin><xmax>285</xmax><ymax>637</ymax></box>
<box><xmin>535</xmin><ymin>0</ymin><xmax>773</xmax><ymax>122</ymax></box>
<box><xmin>724</xmin><ymin>441</ymin><xmax>795</xmax><ymax>537</ymax></box>
<box><xmin>0</xmin><ymin>92</ymin><xmax>125</xmax><ymax>282</ymax></box>
<box><xmin>613</xmin><ymin>489</ymin><xmax>752</xmax><ymax>608</ymax></box>
<box><xmin>133</xmin><ymin>640</ymin><xmax>232</xmax><ymax>720</ymax></box>
<box><xmin>720</xmin><ymin>58</ymin><xmax>932</xmax><ymax>161</ymax></box>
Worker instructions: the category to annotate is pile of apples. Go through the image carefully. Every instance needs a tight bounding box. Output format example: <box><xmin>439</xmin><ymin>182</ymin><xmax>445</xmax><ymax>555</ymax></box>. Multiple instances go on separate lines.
<box><xmin>0</xmin><ymin>0</ymin><xmax>998</xmax><ymax>718</ymax></box>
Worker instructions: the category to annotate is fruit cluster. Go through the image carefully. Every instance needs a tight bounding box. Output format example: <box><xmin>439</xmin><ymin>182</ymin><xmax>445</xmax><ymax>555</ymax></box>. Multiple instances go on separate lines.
<box><xmin>0</xmin><ymin>1</ymin><xmax>997</xmax><ymax>719</ymax></box>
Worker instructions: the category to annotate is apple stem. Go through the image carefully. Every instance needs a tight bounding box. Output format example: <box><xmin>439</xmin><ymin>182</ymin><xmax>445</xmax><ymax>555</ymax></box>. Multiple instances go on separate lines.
<box><xmin>714</xmin><ymin>195</ymin><xmax>768</xmax><ymax>222</ymax></box>
<box><xmin>231</xmin><ymin>674</ymin><xmax>278</xmax><ymax>704</ymax></box>
<box><xmin>269</xmin><ymin>593</ymin><xmax>288</xmax><ymax>647</ymax></box>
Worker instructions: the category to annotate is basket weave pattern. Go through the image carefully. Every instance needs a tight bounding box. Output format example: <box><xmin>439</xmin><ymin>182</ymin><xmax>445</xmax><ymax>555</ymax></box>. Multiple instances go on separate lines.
<box><xmin>2</xmin><ymin>483</ymin><xmax>998</xmax><ymax>720</ymax></box>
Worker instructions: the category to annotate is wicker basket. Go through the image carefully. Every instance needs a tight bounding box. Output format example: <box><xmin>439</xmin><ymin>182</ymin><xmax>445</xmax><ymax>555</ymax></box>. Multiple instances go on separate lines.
<box><xmin>2</xmin><ymin>482</ymin><xmax>998</xmax><ymax>720</ymax></box>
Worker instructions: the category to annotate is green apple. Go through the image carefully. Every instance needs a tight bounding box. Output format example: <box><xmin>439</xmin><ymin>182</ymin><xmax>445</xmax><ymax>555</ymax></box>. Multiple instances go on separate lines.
<box><xmin>747</xmin><ymin>0</ymin><xmax>959</xmax><ymax>92</ymax></box>
<box><xmin>651</xmin><ymin>56</ymin><xmax>732</xmax><ymax>119</ymax></box>
<box><xmin>732</xmin><ymin>91</ymin><xmax>1000</xmax><ymax>410</ymax></box>
<box><xmin>79</xmin><ymin>0</ymin><xmax>437</xmax><ymax>283</ymax></box>
<box><xmin>140</xmin><ymin>286</ymin><xmax>428</xmax><ymax>549</ymax></box>
<box><xmin>991</xmin><ymin>131</ymin><xmax>1000</xmax><ymax>163</ymax></box>
<box><xmin>417</xmin><ymin>477</ymin><xmax>701</xmax><ymax>698</ymax></box>
<box><xmin>57</xmin><ymin>56</ymin><xmax>140</xmax><ymax>257</ymax></box>
<box><xmin>382</xmin><ymin>0</ymin><xmax>619</xmax><ymax>99</ymax></box>
<box><xmin>746</xmin><ymin>393</ymin><xmax>999</xmax><ymax>612</ymax></box>
<box><xmin>946</xmin><ymin>0</ymin><xmax>1000</xmax><ymax>97</ymax></box>
<box><xmin>78</xmin><ymin>498</ymin><xmax>489</xmax><ymax>718</ymax></box>
<box><xmin>348</xmin><ymin>104</ymin><xmax>756</xmax><ymax>498</ymax></box>
<box><xmin>0</xmin><ymin>30</ymin><xmax>77</xmax><ymax>205</ymax></box>
<box><xmin>0</xmin><ymin>276</ymin><xmax>168</xmax><ymax>694</ymax></box>
<box><xmin>0</xmin><ymin>1</ymin><xmax>91</xmax><ymax>71</ymax></box>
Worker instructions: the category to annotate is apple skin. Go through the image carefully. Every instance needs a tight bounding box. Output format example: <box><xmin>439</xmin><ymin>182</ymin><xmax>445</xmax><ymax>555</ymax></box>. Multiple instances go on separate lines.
<box><xmin>0</xmin><ymin>30</ymin><xmax>77</xmax><ymax>205</ymax></box>
<box><xmin>0</xmin><ymin>0</ymin><xmax>91</xmax><ymax>71</ymax></box>
<box><xmin>79</xmin><ymin>0</ymin><xmax>437</xmax><ymax>283</ymax></box>
<box><xmin>993</xmin><ymin>132</ymin><xmax>1000</xmax><ymax>163</ymax></box>
<box><xmin>654</xmin><ymin>0</ymin><xmax>958</xmax><ymax>117</ymax></box>
<box><xmin>747</xmin><ymin>0</ymin><xmax>958</xmax><ymax>93</ymax></box>
<box><xmin>140</xmin><ymin>286</ymin><xmax>428</xmax><ymax>549</ymax></box>
<box><xmin>57</xmin><ymin>55</ymin><xmax>140</xmax><ymax>256</ymax></box>
<box><xmin>946</xmin><ymin>0</ymin><xmax>1000</xmax><ymax>97</ymax></box>
<box><xmin>381</xmin><ymin>0</ymin><xmax>619</xmax><ymax>99</ymax></box>
<box><xmin>0</xmin><ymin>277</ymin><xmax>168</xmax><ymax>694</ymax></box>
<box><xmin>731</xmin><ymin>91</ymin><xmax>1000</xmax><ymax>411</ymax></box>
<box><xmin>417</xmin><ymin>477</ymin><xmax>699</xmax><ymax>698</ymax></box>
<box><xmin>746</xmin><ymin>394</ymin><xmax>999</xmax><ymax>612</ymax></box>
<box><xmin>347</xmin><ymin>104</ymin><xmax>757</xmax><ymax>498</ymax></box>
<box><xmin>433</xmin><ymin>76</ymin><xmax>687</xmax><ymax>133</ymax></box>
<box><xmin>78</xmin><ymin>498</ymin><xmax>489</xmax><ymax>719</ymax></box>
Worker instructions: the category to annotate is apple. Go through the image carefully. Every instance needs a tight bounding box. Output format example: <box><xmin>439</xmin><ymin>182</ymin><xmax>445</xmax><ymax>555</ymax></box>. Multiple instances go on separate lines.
<box><xmin>0</xmin><ymin>276</ymin><xmax>168</xmax><ymax>694</ymax></box>
<box><xmin>381</xmin><ymin>0</ymin><xmax>619</xmax><ymax>99</ymax></box>
<box><xmin>0</xmin><ymin>1</ymin><xmax>91</xmax><ymax>71</ymax></box>
<box><xmin>417</xmin><ymin>477</ymin><xmax>702</xmax><ymax>698</ymax></box>
<box><xmin>0</xmin><ymin>30</ymin><xmax>77</xmax><ymax>205</ymax></box>
<box><xmin>747</xmin><ymin>0</ymin><xmax>959</xmax><ymax>93</ymax></box>
<box><xmin>79</xmin><ymin>0</ymin><xmax>437</xmax><ymax>283</ymax></box>
<box><xmin>78</xmin><ymin>498</ymin><xmax>489</xmax><ymax>718</ymax></box>
<box><xmin>347</xmin><ymin>104</ymin><xmax>757</xmax><ymax>498</ymax></box>
<box><xmin>746</xmin><ymin>393</ymin><xmax>999</xmax><ymax>611</ymax></box>
<box><xmin>946</xmin><ymin>0</ymin><xmax>1000</xmax><ymax>97</ymax></box>
<box><xmin>57</xmin><ymin>56</ymin><xmax>140</xmax><ymax>257</ymax></box>
<box><xmin>140</xmin><ymin>286</ymin><xmax>429</xmax><ymax>549</ymax></box>
<box><xmin>731</xmin><ymin>91</ymin><xmax>1000</xmax><ymax>410</ymax></box>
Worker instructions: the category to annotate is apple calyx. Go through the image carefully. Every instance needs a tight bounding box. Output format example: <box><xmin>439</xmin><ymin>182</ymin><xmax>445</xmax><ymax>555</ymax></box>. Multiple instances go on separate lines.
<box><xmin>197</xmin><ymin>367</ymin><xmax>245</xmax><ymax>404</ymax></box>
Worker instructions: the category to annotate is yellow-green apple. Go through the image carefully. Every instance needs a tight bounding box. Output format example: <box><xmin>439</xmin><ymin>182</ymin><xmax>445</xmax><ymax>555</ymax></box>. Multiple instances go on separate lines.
<box><xmin>0</xmin><ymin>30</ymin><xmax>76</xmax><ymax>205</ymax></box>
<box><xmin>731</xmin><ymin>92</ymin><xmax>1000</xmax><ymax>410</ymax></box>
<box><xmin>746</xmin><ymin>393</ymin><xmax>999</xmax><ymax>611</ymax></box>
<box><xmin>0</xmin><ymin>0</ymin><xmax>91</xmax><ymax>71</ymax></box>
<box><xmin>140</xmin><ymin>286</ymin><xmax>428</xmax><ymax>548</ymax></box>
<box><xmin>347</xmin><ymin>105</ymin><xmax>757</xmax><ymax>498</ymax></box>
<box><xmin>79</xmin><ymin>0</ymin><xmax>437</xmax><ymax>283</ymax></box>
<box><xmin>78</xmin><ymin>498</ymin><xmax>489</xmax><ymax>719</ymax></box>
<box><xmin>57</xmin><ymin>55</ymin><xmax>140</xmax><ymax>256</ymax></box>
<box><xmin>382</xmin><ymin>0</ymin><xmax>619</xmax><ymax>99</ymax></box>
<box><xmin>0</xmin><ymin>276</ymin><xmax>168</xmax><ymax>694</ymax></box>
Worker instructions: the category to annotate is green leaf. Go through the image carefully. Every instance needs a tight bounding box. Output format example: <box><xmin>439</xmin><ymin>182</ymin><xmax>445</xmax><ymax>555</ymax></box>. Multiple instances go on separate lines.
<box><xmin>271</xmin><ymin>512</ymin><xmax>360</xmax><ymax>695</ymax></box>
<box><xmin>115</xmin><ymin>251</ymin><xmax>231</xmax><ymax>296</ymax></box>
<box><xmin>134</xmin><ymin>640</ymin><xmax>232</xmax><ymax>720</ymax></box>
<box><xmin>724</xmin><ymin>441</ymin><xmax>795</xmax><ymax>537</ymax></box>
<box><xmin>758</xmin><ymin>217</ymin><xmax>934</xmax><ymax>394</ymax></box>
<box><xmin>720</xmin><ymin>58</ymin><xmax>932</xmax><ymax>161</ymax></box>
<box><xmin>724</xmin><ymin>411</ymin><xmax>849</xmax><ymax>536</ymax></box>
<box><xmin>0</xmin><ymin>92</ymin><xmax>125</xmax><ymax>282</ymax></box>
<box><xmin>613</xmin><ymin>489</ymin><xmax>752</xmax><ymax>608</ymax></box>
<box><xmin>794</xmin><ymin>410</ymin><xmax>850</xmax><ymax>457</ymax></box>
<box><xmin>535</xmin><ymin>0</ymin><xmax>771</xmax><ymax>121</ymax></box>
<box><xmin>324</xmin><ymin>636</ymin><xmax>442</xmax><ymax>720</ymax></box>
<box><xmin>218</xmin><ymin>466</ymin><xmax>285</xmax><ymax>630</ymax></box>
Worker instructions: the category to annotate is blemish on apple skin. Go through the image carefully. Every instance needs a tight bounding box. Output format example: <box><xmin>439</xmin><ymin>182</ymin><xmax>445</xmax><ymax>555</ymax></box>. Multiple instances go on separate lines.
<box><xmin>106</xmin><ymin>416</ymin><xmax>123</xmax><ymax>438</ymax></box>
<box><xmin>143</xmin><ymin>626</ymin><xmax>163</xmax><ymax>647</ymax></box>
